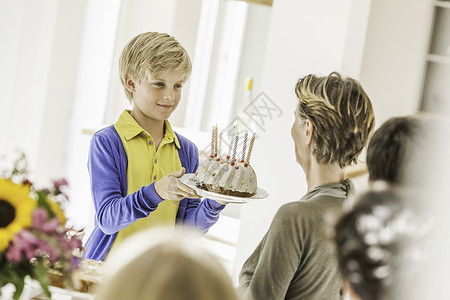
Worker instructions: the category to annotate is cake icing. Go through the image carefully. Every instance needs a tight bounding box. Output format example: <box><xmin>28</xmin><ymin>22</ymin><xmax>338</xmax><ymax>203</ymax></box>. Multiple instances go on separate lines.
<box><xmin>195</xmin><ymin>158</ymin><xmax>257</xmax><ymax>197</ymax></box>
<box><xmin>197</xmin><ymin>125</ymin><xmax>258</xmax><ymax>197</ymax></box>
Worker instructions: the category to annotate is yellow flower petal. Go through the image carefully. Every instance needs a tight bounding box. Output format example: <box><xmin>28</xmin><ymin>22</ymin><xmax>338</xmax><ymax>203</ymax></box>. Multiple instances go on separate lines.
<box><xmin>47</xmin><ymin>198</ymin><xmax>66</xmax><ymax>225</ymax></box>
<box><xmin>0</xmin><ymin>179</ymin><xmax>36</xmax><ymax>251</ymax></box>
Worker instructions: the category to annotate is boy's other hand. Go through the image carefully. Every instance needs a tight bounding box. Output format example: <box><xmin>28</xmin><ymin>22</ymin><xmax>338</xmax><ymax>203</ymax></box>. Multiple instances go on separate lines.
<box><xmin>154</xmin><ymin>167</ymin><xmax>201</xmax><ymax>200</ymax></box>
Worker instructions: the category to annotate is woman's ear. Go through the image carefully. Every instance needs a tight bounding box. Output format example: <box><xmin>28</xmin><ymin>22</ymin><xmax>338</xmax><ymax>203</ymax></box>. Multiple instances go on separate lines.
<box><xmin>125</xmin><ymin>77</ymin><xmax>136</xmax><ymax>93</ymax></box>
<box><xmin>305</xmin><ymin>119</ymin><xmax>313</xmax><ymax>146</ymax></box>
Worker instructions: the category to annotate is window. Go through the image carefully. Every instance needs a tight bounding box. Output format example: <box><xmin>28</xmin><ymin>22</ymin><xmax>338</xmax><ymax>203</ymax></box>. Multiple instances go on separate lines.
<box><xmin>184</xmin><ymin>0</ymin><xmax>249</xmax><ymax>131</ymax></box>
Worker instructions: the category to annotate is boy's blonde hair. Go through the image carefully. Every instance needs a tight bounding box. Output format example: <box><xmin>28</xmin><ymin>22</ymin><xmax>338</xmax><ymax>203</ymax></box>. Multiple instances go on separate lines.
<box><xmin>295</xmin><ymin>72</ymin><xmax>375</xmax><ymax>168</ymax></box>
<box><xmin>119</xmin><ymin>32</ymin><xmax>192</xmax><ymax>101</ymax></box>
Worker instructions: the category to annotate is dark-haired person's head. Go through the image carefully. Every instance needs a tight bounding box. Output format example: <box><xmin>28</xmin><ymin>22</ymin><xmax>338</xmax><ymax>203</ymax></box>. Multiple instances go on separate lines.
<box><xmin>366</xmin><ymin>116</ymin><xmax>425</xmax><ymax>185</ymax></box>
<box><xmin>334</xmin><ymin>188</ymin><xmax>430</xmax><ymax>300</ymax></box>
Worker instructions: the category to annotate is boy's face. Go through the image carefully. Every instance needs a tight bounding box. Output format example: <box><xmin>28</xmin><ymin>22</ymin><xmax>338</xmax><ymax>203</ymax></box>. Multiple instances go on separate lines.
<box><xmin>128</xmin><ymin>68</ymin><xmax>186</xmax><ymax>125</ymax></box>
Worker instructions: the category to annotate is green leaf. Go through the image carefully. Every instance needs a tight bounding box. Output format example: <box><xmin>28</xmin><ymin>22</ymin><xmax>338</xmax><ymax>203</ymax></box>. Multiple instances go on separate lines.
<box><xmin>0</xmin><ymin>268</ymin><xmax>7</xmax><ymax>288</ymax></box>
<box><xmin>36</xmin><ymin>190</ymin><xmax>55</xmax><ymax>219</ymax></box>
<box><xmin>30</xmin><ymin>263</ymin><xmax>51</xmax><ymax>298</ymax></box>
<box><xmin>3</xmin><ymin>267</ymin><xmax>25</xmax><ymax>300</ymax></box>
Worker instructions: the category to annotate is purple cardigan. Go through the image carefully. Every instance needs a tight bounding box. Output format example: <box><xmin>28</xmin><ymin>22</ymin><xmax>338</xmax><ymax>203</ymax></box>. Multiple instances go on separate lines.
<box><xmin>83</xmin><ymin>125</ymin><xmax>225</xmax><ymax>260</ymax></box>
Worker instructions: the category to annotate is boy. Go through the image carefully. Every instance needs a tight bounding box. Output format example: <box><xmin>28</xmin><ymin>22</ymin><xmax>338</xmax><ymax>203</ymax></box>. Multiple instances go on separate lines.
<box><xmin>83</xmin><ymin>32</ymin><xmax>225</xmax><ymax>260</ymax></box>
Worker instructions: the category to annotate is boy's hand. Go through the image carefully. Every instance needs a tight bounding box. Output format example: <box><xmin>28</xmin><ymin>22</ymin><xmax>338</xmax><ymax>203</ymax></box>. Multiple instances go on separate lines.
<box><xmin>154</xmin><ymin>167</ymin><xmax>201</xmax><ymax>200</ymax></box>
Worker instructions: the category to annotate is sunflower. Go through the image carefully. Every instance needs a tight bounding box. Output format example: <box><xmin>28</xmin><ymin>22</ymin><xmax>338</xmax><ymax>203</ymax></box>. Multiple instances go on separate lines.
<box><xmin>0</xmin><ymin>179</ymin><xmax>36</xmax><ymax>251</ymax></box>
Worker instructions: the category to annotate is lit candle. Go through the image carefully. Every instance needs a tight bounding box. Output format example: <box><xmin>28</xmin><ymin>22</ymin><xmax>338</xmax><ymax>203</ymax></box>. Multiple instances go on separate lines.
<box><xmin>231</xmin><ymin>134</ymin><xmax>239</xmax><ymax>166</ymax></box>
<box><xmin>227</xmin><ymin>126</ymin><xmax>235</xmax><ymax>161</ymax></box>
<box><xmin>241</xmin><ymin>131</ymin><xmax>248</xmax><ymax>162</ymax></box>
<box><xmin>210</xmin><ymin>125</ymin><xmax>215</xmax><ymax>158</ymax></box>
<box><xmin>214</xmin><ymin>125</ymin><xmax>218</xmax><ymax>158</ymax></box>
<box><xmin>245</xmin><ymin>133</ymin><xmax>255</xmax><ymax>166</ymax></box>
<box><xmin>218</xmin><ymin>131</ymin><xmax>222</xmax><ymax>161</ymax></box>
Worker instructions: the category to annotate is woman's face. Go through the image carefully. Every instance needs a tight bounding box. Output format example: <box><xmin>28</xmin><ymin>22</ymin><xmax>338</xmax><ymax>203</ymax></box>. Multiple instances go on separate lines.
<box><xmin>291</xmin><ymin>111</ymin><xmax>307</xmax><ymax>166</ymax></box>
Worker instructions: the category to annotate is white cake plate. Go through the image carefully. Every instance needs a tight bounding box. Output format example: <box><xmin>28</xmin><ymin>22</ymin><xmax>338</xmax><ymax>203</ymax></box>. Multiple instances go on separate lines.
<box><xmin>179</xmin><ymin>173</ymin><xmax>268</xmax><ymax>204</ymax></box>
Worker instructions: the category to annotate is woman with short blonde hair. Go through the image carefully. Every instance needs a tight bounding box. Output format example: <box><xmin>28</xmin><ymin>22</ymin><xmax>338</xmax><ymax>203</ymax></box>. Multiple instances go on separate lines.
<box><xmin>239</xmin><ymin>72</ymin><xmax>375</xmax><ymax>300</ymax></box>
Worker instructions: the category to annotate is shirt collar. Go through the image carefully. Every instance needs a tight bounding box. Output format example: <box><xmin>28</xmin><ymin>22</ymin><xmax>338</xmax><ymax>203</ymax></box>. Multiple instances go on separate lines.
<box><xmin>163</xmin><ymin>119</ymin><xmax>181</xmax><ymax>149</ymax></box>
<box><xmin>301</xmin><ymin>178</ymin><xmax>354</xmax><ymax>200</ymax></box>
<box><xmin>115</xmin><ymin>110</ymin><xmax>180</xmax><ymax>149</ymax></box>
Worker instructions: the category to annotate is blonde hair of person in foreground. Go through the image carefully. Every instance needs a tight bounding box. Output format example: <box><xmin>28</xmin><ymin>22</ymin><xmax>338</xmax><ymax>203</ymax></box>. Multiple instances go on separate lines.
<box><xmin>95</xmin><ymin>226</ymin><xmax>239</xmax><ymax>300</ymax></box>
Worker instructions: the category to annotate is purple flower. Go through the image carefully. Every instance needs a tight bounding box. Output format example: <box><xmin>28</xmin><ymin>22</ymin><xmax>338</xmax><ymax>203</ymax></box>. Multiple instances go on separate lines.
<box><xmin>6</xmin><ymin>244</ymin><xmax>22</xmax><ymax>263</ymax></box>
<box><xmin>42</xmin><ymin>218</ymin><xmax>60</xmax><ymax>233</ymax></box>
<box><xmin>68</xmin><ymin>237</ymin><xmax>82</xmax><ymax>250</ymax></box>
<box><xmin>52</xmin><ymin>178</ymin><xmax>68</xmax><ymax>189</ymax></box>
<box><xmin>45</xmin><ymin>244</ymin><xmax>61</xmax><ymax>263</ymax></box>
<box><xmin>52</xmin><ymin>178</ymin><xmax>69</xmax><ymax>198</ymax></box>
<box><xmin>71</xmin><ymin>257</ymin><xmax>80</xmax><ymax>269</ymax></box>
<box><xmin>18</xmin><ymin>230</ymin><xmax>39</xmax><ymax>246</ymax></box>
<box><xmin>32</xmin><ymin>207</ymin><xmax>48</xmax><ymax>230</ymax></box>
<box><xmin>9</xmin><ymin>230</ymin><xmax>41</xmax><ymax>261</ymax></box>
<box><xmin>33</xmin><ymin>208</ymin><xmax>61</xmax><ymax>233</ymax></box>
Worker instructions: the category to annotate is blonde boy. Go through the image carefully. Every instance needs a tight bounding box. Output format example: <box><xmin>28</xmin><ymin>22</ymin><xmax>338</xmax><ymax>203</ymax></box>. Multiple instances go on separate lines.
<box><xmin>83</xmin><ymin>32</ymin><xmax>225</xmax><ymax>260</ymax></box>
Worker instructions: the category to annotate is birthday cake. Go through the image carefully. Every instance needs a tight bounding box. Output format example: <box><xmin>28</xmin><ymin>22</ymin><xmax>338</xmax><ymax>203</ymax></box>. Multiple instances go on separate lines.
<box><xmin>195</xmin><ymin>126</ymin><xmax>257</xmax><ymax>197</ymax></box>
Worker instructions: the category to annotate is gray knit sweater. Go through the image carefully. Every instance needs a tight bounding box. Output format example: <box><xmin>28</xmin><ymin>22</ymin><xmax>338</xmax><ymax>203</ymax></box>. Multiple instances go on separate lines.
<box><xmin>238</xmin><ymin>179</ymin><xmax>353</xmax><ymax>300</ymax></box>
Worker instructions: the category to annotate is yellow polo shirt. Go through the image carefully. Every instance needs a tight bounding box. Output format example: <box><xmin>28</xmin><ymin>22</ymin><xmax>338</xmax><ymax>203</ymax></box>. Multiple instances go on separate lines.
<box><xmin>110</xmin><ymin>110</ymin><xmax>181</xmax><ymax>249</ymax></box>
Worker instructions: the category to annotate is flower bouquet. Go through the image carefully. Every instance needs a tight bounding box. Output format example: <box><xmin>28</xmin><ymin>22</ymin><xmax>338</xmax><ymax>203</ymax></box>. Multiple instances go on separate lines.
<box><xmin>0</xmin><ymin>154</ymin><xmax>82</xmax><ymax>299</ymax></box>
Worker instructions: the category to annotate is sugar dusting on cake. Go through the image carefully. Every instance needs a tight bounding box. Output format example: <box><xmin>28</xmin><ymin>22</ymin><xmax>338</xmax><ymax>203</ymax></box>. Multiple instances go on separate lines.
<box><xmin>195</xmin><ymin>125</ymin><xmax>258</xmax><ymax>197</ymax></box>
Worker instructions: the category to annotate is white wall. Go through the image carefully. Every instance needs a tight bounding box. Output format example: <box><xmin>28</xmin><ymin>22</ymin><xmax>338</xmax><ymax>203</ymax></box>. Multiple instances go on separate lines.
<box><xmin>35</xmin><ymin>1</ymin><xmax>87</xmax><ymax>182</ymax></box>
<box><xmin>0</xmin><ymin>0</ymin><xmax>87</xmax><ymax>185</ymax></box>
<box><xmin>0</xmin><ymin>0</ymin><xmax>59</xmax><ymax>179</ymax></box>
<box><xmin>0</xmin><ymin>1</ymin><xmax>25</xmax><ymax>158</ymax></box>
<box><xmin>341</xmin><ymin>0</ymin><xmax>372</xmax><ymax>78</ymax></box>
<box><xmin>358</xmin><ymin>0</ymin><xmax>434</xmax><ymax>126</ymax></box>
